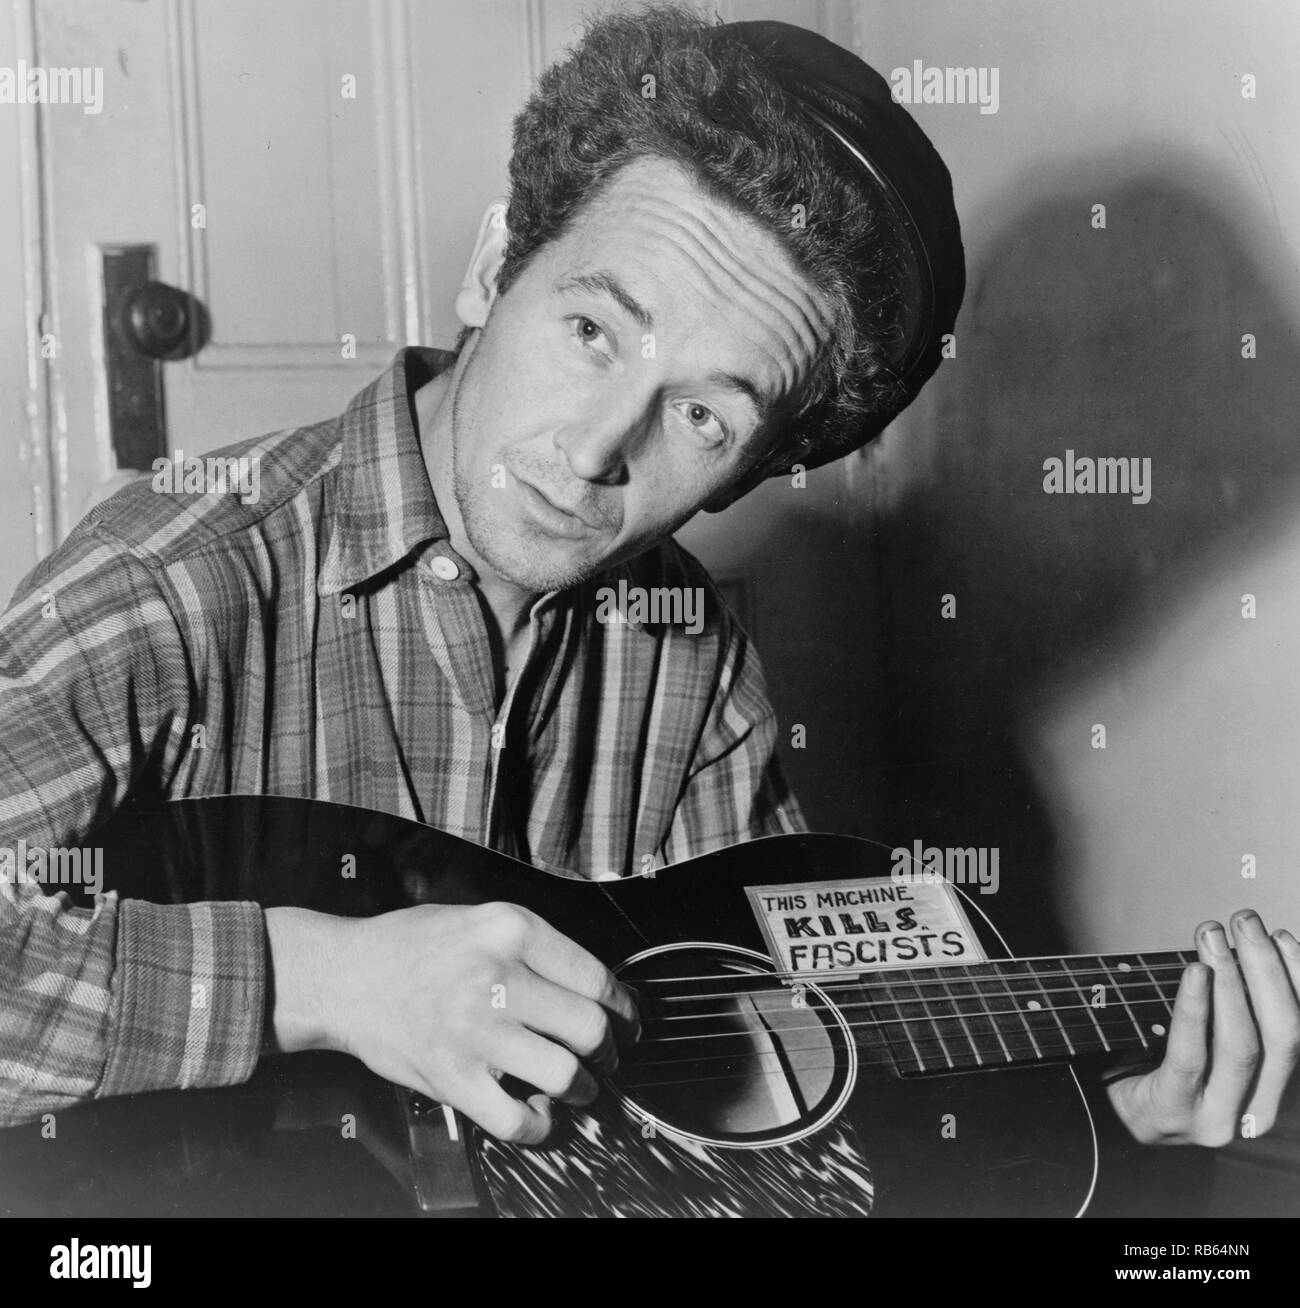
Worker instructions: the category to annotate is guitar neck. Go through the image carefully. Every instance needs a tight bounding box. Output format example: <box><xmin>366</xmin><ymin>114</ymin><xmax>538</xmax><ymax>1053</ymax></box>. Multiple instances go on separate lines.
<box><xmin>844</xmin><ymin>949</ymin><xmax>1197</xmax><ymax>1075</ymax></box>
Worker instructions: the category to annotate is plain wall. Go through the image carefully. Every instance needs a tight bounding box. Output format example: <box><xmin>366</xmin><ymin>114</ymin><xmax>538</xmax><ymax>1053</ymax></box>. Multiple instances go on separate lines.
<box><xmin>825</xmin><ymin>0</ymin><xmax>1300</xmax><ymax>954</ymax></box>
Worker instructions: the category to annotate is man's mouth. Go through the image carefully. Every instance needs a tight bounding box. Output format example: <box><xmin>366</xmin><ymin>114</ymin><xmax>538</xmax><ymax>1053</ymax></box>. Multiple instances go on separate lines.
<box><xmin>510</xmin><ymin>470</ymin><xmax>604</xmax><ymax>538</ymax></box>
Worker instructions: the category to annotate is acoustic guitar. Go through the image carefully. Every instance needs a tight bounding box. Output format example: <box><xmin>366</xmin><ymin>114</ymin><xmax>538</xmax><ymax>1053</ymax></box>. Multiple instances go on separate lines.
<box><xmin>0</xmin><ymin>796</ymin><xmax>1205</xmax><ymax>1218</ymax></box>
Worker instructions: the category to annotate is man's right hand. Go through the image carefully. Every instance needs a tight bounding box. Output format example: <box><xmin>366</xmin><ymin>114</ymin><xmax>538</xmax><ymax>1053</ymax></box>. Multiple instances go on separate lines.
<box><xmin>264</xmin><ymin>902</ymin><xmax>640</xmax><ymax>1144</ymax></box>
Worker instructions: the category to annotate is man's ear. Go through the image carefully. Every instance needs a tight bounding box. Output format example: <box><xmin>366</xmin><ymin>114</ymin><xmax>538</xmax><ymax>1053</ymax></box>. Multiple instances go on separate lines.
<box><xmin>454</xmin><ymin>199</ymin><xmax>510</xmax><ymax>328</ymax></box>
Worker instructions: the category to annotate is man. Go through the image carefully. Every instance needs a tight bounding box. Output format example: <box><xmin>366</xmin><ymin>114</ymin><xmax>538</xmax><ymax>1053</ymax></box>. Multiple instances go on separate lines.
<box><xmin>1</xmin><ymin>8</ymin><xmax>1296</xmax><ymax>1161</ymax></box>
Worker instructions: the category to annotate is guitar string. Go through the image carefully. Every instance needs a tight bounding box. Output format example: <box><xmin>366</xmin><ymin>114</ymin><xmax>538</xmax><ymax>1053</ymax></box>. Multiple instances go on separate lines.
<box><xmin>616</xmin><ymin>1043</ymin><xmax>1079</xmax><ymax>1093</ymax></box>
<box><xmin>614</xmin><ymin>999</ymin><xmax>1178</xmax><ymax>1088</ymax></box>
<box><xmin>623</xmin><ymin>1025</ymin><xmax>1162</xmax><ymax>1079</ymax></box>
<box><xmin>626</xmin><ymin>991</ymin><xmax>1177</xmax><ymax>1054</ymax></box>
<box><xmin>618</xmin><ymin>1043</ymin><xmax>1103</xmax><ymax>1092</ymax></box>
<box><xmin>627</xmin><ymin>955</ymin><xmax>1203</xmax><ymax>991</ymax></box>
<box><xmin>614</xmin><ymin>1010</ymin><xmax>1174</xmax><ymax>1092</ymax></box>
<box><xmin>642</xmin><ymin>977</ymin><xmax>1193</xmax><ymax>1016</ymax></box>
<box><xmin>643</xmin><ymin>975</ymin><xmax>1187</xmax><ymax>1021</ymax></box>
<box><xmin>611</xmin><ymin>968</ymin><xmax>1192</xmax><ymax>1062</ymax></box>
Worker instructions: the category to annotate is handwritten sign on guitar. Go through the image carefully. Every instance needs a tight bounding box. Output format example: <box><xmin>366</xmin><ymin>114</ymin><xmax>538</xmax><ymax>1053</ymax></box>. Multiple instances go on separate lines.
<box><xmin>746</xmin><ymin>878</ymin><xmax>986</xmax><ymax>980</ymax></box>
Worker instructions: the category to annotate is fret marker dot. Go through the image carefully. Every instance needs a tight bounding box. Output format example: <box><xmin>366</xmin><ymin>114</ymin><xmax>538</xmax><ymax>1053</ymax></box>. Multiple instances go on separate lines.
<box><xmin>1117</xmin><ymin>962</ymin><xmax>1132</xmax><ymax>972</ymax></box>
<box><xmin>1027</xmin><ymin>1000</ymin><xmax>1042</xmax><ymax>1010</ymax></box>
<box><xmin>1152</xmin><ymin>1023</ymin><xmax>1167</xmax><ymax>1037</ymax></box>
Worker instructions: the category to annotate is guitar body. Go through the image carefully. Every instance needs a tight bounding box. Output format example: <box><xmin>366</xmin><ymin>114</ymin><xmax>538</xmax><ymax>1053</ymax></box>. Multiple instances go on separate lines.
<box><xmin>472</xmin><ymin>1056</ymin><xmax>1094</xmax><ymax>1218</ymax></box>
<box><xmin>0</xmin><ymin>797</ymin><xmax>1098</xmax><ymax>1218</ymax></box>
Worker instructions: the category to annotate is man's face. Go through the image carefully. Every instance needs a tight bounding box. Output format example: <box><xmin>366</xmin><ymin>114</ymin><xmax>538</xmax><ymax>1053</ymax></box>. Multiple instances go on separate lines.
<box><xmin>448</xmin><ymin>155</ymin><xmax>832</xmax><ymax>591</ymax></box>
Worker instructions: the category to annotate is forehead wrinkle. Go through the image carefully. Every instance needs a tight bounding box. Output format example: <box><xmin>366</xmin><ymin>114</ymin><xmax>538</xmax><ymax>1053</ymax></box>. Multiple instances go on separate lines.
<box><xmin>632</xmin><ymin>194</ymin><xmax>831</xmax><ymax>359</ymax></box>
<box><xmin>581</xmin><ymin>157</ymin><xmax>829</xmax><ymax>320</ymax></box>
<box><xmin>635</xmin><ymin>231</ymin><xmax>827</xmax><ymax>411</ymax></box>
<box><xmin>621</xmin><ymin>241</ymin><xmax>801</xmax><ymax>407</ymax></box>
<box><xmin>623</xmin><ymin>223</ymin><xmax>816</xmax><ymax>402</ymax></box>
<box><xmin>569</xmin><ymin>164</ymin><xmax>832</xmax><ymax>380</ymax></box>
<box><xmin>637</xmin><ymin>209</ymin><xmax>823</xmax><ymax>349</ymax></box>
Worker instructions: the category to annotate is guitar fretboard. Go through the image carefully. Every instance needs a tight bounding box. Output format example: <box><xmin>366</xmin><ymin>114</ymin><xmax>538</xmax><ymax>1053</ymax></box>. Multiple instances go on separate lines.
<box><xmin>838</xmin><ymin>951</ymin><xmax>1197</xmax><ymax>1075</ymax></box>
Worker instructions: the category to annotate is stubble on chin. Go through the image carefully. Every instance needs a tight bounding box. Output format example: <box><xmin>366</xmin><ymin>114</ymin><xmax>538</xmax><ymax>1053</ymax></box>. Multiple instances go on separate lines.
<box><xmin>448</xmin><ymin>356</ymin><xmax>615</xmax><ymax>593</ymax></box>
<box><xmin>447</xmin><ymin>347</ymin><xmax>630</xmax><ymax>593</ymax></box>
<box><xmin>450</xmin><ymin>439</ymin><xmax>609</xmax><ymax>593</ymax></box>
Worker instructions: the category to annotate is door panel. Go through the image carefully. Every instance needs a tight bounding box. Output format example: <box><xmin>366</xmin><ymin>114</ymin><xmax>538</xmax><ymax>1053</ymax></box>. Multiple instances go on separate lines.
<box><xmin>34</xmin><ymin>0</ymin><xmax>541</xmax><ymax>523</ymax></box>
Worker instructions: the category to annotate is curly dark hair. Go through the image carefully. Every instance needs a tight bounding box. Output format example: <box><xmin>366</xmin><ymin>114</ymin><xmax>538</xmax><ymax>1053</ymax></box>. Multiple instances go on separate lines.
<box><xmin>491</xmin><ymin>3</ymin><xmax>913</xmax><ymax>473</ymax></box>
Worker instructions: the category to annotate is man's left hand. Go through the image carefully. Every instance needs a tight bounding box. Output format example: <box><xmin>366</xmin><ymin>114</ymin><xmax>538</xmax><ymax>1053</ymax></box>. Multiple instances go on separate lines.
<box><xmin>1107</xmin><ymin>910</ymin><xmax>1300</xmax><ymax>1146</ymax></box>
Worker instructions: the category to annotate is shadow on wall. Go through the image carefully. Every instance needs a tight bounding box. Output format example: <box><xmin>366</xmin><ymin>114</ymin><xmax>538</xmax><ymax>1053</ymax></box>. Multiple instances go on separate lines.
<box><xmin>680</xmin><ymin>457</ymin><xmax>886</xmax><ymax>847</ymax></box>
<box><xmin>861</xmin><ymin>158</ymin><xmax>1300</xmax><ymax>953</ymax></box>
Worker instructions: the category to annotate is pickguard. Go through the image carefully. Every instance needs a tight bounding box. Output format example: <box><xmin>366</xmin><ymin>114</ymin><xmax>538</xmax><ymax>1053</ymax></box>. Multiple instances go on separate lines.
<box><xmin>474</xmin><ymin>1091</ymin><xmax>875</xmax><ymax>1218</ymax></box>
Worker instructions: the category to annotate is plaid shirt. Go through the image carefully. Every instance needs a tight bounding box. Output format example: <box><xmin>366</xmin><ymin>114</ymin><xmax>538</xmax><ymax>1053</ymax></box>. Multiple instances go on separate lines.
<box><xmin>0</xmin><ymin>347</ymin><xmax>802</xmax><ymax>1126</ymax></box>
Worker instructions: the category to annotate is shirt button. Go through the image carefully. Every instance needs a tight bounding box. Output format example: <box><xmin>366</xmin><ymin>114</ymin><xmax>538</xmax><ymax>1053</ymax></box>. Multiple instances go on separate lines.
<box><xmin>427</xmin><ymin>555</ymin><xmax>460</xmax><ymax>581</ymax></box>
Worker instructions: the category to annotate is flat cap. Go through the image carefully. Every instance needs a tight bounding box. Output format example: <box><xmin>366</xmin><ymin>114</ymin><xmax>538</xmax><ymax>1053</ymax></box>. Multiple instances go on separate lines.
<box><xmin>713</xmin><ymin>20</ymin><xmax>966</xmax><ymax>450</ymax></box>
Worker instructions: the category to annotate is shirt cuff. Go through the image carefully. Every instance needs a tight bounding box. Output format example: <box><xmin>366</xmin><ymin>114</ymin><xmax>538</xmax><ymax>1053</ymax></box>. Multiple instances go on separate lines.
<box><xmin>99</xmin><ymin>898</ymin><xmax>266</xmax><ymax>1099</ymax></box>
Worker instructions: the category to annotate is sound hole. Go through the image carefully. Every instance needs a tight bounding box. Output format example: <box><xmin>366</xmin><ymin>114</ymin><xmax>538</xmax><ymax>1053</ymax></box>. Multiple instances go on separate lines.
<box><xmin>612</xmin><ymin>943</ymin><xmax>856</xmax><ymax>1148</ymax></box>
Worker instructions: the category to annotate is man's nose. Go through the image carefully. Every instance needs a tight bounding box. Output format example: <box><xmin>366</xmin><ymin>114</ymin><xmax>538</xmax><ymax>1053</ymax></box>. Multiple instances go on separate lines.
<box><xmin>552</xmin><ymin>402</ymin><xmax>650</xmax><ymax>484</ymax></box>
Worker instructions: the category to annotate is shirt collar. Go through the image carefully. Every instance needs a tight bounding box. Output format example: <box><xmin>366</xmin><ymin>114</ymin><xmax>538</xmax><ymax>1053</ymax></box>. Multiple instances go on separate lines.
<box><xmin>319</xmin><ymin>346</ymin><xmax>459</xmax><ymax>596</ymax></box>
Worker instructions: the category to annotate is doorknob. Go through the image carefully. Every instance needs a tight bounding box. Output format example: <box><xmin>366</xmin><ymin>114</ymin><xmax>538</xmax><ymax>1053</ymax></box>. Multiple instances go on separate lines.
<box><xmin>100</xmin><ymin>245</ymin><xmax>212</xmax><ymax>471</ymax></box>
<box><xmin>121</xmin><ymin>280</ymin><xmax>208</xmax><ymax>361</ymax></box>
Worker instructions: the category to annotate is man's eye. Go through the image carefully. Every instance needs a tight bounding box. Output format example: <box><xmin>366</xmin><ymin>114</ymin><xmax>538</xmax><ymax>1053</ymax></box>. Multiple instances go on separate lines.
<box><xmin>674</xmin><ymin>401</ymin><xmax>726</xmax><ymax>443</ymax></box>
<box><xmin>569</xmin><ymin>316</ymin><xmax>610</xmax><ymax>353</ymax></box>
